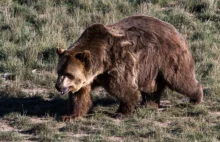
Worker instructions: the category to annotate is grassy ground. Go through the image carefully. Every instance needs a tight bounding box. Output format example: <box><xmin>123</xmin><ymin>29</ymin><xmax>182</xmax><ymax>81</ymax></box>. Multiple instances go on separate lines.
<box><xmin>0</xmin><ymin>0</ymin><xmax>220</xmax><ymax>141</ymax></box>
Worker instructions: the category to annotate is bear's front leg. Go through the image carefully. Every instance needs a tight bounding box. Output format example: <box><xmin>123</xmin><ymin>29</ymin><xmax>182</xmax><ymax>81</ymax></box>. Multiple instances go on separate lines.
<box><xmin>141</xmin><ymin>92</ymin><xmax>161</xmax><ymax>108</ymax></box>
<box><xmin>105</xmin><ymin>74</ymin><xmax>141</xmax><ymax>117</ymax></box>
<box><xmin>62</xmin><ymin>85</ymin><xmax>92</xmax><ymax>122</ymax></box>
<box><xmin>116</xmin><ymin>90</ymin><xmax>141</xmax><ymax>117</ymax></box>
<box><xmin>96</xmin><ymin>72</ymin><xmax>141</xmax><ymax>118</ymax></box>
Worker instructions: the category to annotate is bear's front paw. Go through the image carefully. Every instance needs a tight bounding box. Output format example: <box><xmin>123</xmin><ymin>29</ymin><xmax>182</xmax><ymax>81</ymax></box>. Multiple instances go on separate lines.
<box><xmin>61</xmin><ymin>115</ymin><xmax>79</xmax><ymax>122</ymax></box>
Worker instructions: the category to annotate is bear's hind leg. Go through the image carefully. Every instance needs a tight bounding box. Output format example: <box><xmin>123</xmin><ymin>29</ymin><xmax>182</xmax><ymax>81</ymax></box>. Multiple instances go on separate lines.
<box><xmin>141</xmin><ymin>75</ymin><xmax>166</xmax><ymax>108</ymax></box>
<box><xmin>189</xmin><ymin>83</ymin><xmax>203</xmax><ymax>104</ymax></box>
<box><xmin>141</xmin><ymin>92</ymin><xmax>162</xmax><ymax>108</ymax></box>
<box><xmin>175</xmin><ymin>81</ymin><xmax>203</xmax><ymax>104</ymax></box>
<box><xmin>165</xmin><ymin>71</ymin><xmax>203</xmax><ymax>104</ymax></box>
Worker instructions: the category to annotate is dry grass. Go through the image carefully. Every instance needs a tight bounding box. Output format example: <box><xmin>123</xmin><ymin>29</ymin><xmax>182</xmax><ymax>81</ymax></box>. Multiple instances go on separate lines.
<box><xmin>0</xmin><ymin>0</ymin><xmax>220</xmax><ymax>141</ymax></box>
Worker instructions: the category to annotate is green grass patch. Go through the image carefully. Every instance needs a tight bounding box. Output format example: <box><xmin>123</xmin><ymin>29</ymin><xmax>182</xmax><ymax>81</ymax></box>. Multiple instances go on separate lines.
<box><xmin>0</xmin><ymin>131</ymin><xmax>23</xmax><ymax>141</ymax></box>
<box><xmin>0</xmin><ymin>0</ymin><xmax>219</xmax><ymax>141</ymax></box>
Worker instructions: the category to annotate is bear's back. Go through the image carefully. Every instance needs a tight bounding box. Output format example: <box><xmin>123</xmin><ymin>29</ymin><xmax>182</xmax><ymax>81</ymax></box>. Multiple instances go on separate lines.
<box><xmin>107</xmin><ymin>15</ymin><xmax>188</xmax><ymax>51</ymax></box>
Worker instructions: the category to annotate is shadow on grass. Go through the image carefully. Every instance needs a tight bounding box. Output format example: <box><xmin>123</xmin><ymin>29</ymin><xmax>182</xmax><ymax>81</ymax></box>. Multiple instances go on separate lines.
<box><xmin>92</xmin><ymin>96</ymin><xmax>118</xmax><ymax>107</ymax></box>
<box><xmin>0</xmin><ymin>92</ymin><xmax>118</xmax><ymax>119</ymax></box>
<box><xmin>0</xmin><ymin>95</ymin><xmax>68</xmax><ymax>118</ymax></box>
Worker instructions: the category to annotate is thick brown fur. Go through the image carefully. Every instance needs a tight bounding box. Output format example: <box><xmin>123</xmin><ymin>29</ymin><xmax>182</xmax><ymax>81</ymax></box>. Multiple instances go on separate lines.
<box><xmin>62</xmin><ymin>85</ymin><xmax>92</xmax><ymax>121</ymax></box>
<box><xmin>55</xmin><ymin>15</ymin><xmax>203</xmax><ymax>120</ymax></box>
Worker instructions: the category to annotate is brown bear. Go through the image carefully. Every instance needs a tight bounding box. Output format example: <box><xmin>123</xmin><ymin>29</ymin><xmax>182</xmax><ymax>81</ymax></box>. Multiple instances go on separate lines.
<box><xmin>55</xmin><ymin>15</ymin><xmax>203</xmax><ymax>121</ymax></box>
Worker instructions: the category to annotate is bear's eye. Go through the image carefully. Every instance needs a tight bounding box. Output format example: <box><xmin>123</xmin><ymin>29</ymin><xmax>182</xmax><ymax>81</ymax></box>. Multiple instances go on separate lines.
<box><xmin>65</xmin><ymin>73</ymin><xmax>74</xmax><ymax>80</ymax></box>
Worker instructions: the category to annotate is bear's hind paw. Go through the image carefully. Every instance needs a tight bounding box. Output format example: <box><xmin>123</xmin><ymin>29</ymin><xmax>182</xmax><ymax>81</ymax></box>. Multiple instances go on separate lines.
<box><xmin>61</xmin><ymin>115</ymin><xmax>80</xmax><ymax>122</ymax></box>
<box><xmin>111</xmin><ymin>113</ymin><xmax>129</xmax><ymax>119</ymax></box>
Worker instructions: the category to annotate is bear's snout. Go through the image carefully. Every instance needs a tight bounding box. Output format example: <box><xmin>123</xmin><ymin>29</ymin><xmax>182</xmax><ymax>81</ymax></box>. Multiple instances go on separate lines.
<box><xmin>55</xmin><ymin>82</ymin><xmax>62</xmax><ymax>92</ymax></box>
<box><xmin>55</xmin><ymin>76</ymin><xmax>65</xmax><ymax>92</ymax></box>
<box><xmin>55</xmin><ymin>83</ymin><xmax>70</xmax><ymax>95</ymax></box>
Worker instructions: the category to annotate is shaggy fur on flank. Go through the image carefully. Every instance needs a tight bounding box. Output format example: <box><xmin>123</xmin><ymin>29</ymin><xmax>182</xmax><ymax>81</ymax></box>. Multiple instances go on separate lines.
<box><xmin>55</xmin><ymin>15</ymin><xmax>203</xmax><ymax>121</ymax></box>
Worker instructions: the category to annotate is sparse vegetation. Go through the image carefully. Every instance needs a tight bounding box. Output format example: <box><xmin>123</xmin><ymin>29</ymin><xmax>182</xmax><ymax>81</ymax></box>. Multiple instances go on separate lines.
<box><xmin>0</xmin><ymin>0</ymin><xmax>219</xmax><ymax>141</ymax></box>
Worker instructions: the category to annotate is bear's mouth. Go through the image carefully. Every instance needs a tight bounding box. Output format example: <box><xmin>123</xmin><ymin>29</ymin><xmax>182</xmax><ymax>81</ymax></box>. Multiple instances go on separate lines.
<box><xmin>61</xmin><ymin>87</ymin><xmax>70</xmax><ymax>95</ymax></box>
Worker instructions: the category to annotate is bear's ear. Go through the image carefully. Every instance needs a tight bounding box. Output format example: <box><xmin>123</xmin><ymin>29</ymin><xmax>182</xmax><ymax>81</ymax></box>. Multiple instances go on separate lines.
<box><xmin>75</xmin><ymin>50</ymin><xmax>91</xmax><ymax>71</ymax></box>
<box><xmin>56</xmin><ymin>47</ymin><xmax>65</xmax><ymax>56</ymax></box>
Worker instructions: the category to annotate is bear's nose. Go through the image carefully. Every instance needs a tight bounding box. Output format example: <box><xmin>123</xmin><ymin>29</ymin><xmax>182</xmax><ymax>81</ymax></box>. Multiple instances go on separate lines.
<box><xmin>55</xmin><ymin>83</ymin><xmax>62</xmax><ymax>92</ymax></box>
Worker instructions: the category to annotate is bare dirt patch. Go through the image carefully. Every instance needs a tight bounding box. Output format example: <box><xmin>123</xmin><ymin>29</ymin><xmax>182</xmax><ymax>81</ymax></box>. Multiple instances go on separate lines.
<box><xmin>107</xmin><ymin>136</ymin><xmax>124</xmax><ymax>142</ymax></box>
<box><xmin>22</xmin><ymin>88</ymin><xmax>49</xmax><ymax>95</ymax></box>
<box><xmin>155</xmin><ymin>121</ymin><xmax>172</xmax><ymax>128</ymax></box>
<box><xmin>72</xmin><ymin>133</ymin><xmax>89</xmax><ymax>138</ymax></box>
<box><xmin>209</xmin><ymin>112</ymin><xmax>220</xmax><ymax>116</ymax></box>
<box><xmin>0</xmin><ymin>120</ymin><xmax>14</xmax><ymax>132</ymax></box>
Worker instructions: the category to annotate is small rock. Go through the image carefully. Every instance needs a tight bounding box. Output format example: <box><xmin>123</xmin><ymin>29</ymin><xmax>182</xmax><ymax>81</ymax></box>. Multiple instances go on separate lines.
<box><xmin>32</xmin><ymin>69</ymin><xmax>37</xmax><ymax>74</ymax></box>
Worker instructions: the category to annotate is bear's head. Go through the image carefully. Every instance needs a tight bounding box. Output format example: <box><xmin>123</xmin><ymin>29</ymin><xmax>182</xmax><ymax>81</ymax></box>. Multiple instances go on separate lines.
<box><xmin>55</xmin><ymin>23</ymin><xmax>134</xmax><ymax>95</ymax></box>
<box><xmin>55</xmin><ymin>48</ymin><xmax>92</xmax><ymax>95</ymax></box>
